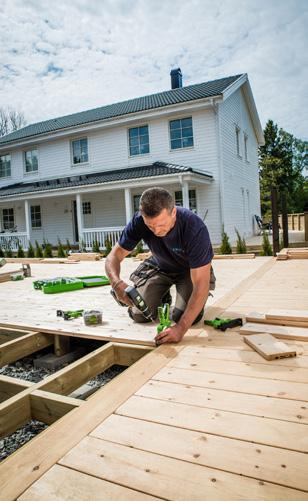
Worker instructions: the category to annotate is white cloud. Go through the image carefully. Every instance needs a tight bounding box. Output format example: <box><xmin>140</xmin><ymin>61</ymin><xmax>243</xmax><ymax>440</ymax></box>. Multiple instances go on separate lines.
<box><xmin>0</xmin><ymin>0</ymin><xmax>307</xmax><ymax>139</ymax></box>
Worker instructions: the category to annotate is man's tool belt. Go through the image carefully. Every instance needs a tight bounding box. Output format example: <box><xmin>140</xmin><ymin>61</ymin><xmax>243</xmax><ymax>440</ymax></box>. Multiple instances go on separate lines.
<box><xmin>129</xmin><ymin>259</ymin><xmax>160</xmax><ymax>287</ymax></box>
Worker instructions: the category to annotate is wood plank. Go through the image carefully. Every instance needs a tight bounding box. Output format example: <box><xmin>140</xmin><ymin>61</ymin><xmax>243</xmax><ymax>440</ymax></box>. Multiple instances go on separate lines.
<box><xmin>180</xmin><ymin>345</ymin><xmax>308</xmax><ymax>367</ymax></box>
<box><xmin>40</xmin><ymin>343</ymin><xmax>115</xmax><ymax>395</ymax></box>
<box><xmin>244</xmin><ymin>334</ymin><xmax>297</xmax><ymax>360</ymax></box>
<box><xmin>153</xmin><ymin>366</ymin><xmax>308</xmax><ymax>401</ymax></box>
<box><xmin>92</xmin><ymin>414</ymin><xmax>308</xmax><ymax>491</ymax></box>
<box><xmin>18</xmin><ymin>464</ymin><xmax>159</xmax><ymax>501</ymax></box>
<box><xmin>113</xmin><ymin>343</ymin><xmax>152</xmax><ymax>366</ymax></box>
<box><xmin>213</xmin><ymin>253</ymin><xmax>255</xmax><ymax>259</ymax></box>
<box><xmin>30</xmin><ymin>390</ymin><xmax>83</xmax><ymax>425</ymax></box>
<box><xmin>240</xmin><ymin>322</ymin><xmax>308</xmax><ymax>341</ymax></box>
<box><xmin>0</xmin><ymin>395</ymin><xmax>31</xmax><ymax>437</ymax></box>
<box><xmin>246</xmin><ymin>311</ymin><xmax>308</xmax><ymax>328</ymax></box>
<box><xmin>0</xmin><ymin>332</ymin><xmax>53</xmax><ymax>367</ymax></box>
<box><xmin>167</xmin><ymin>352</ymin><xmax>307</xmax><ymax>382</ymax></box>
<box><xmin>266</xmin><ymin>309</ymin><xmax>308</xmax><ymax>323</ymax></box>
<box><xmin>59</xmin><ymin>436</ymin><xmax>307</xmax><ymax>501</ymax></box>
<box><xmin>136</xmin><ymin>380</ymin><xmax>308</xmax><ymax>424</ymax></box>
<box><xmin>0</xmin><ymin>341</ymin><xmax>190</xmax><ymax>499</ymax></box>
<box><xmin>0</xmin><ymin>375</ymin><xmax>32</xmax><ymax>403</ymax></box>
<box><xmin>117</xmin><ymin>395</ymin><xmax>308</xmax><ymax>452</ymax></box>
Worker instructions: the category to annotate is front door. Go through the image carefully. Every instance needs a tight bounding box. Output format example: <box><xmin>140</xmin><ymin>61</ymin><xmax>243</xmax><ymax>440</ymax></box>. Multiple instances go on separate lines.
<box><xmin>72</xmin><ymin>201</ymin><xmax>79</xmax><ymax>243</ymax></box>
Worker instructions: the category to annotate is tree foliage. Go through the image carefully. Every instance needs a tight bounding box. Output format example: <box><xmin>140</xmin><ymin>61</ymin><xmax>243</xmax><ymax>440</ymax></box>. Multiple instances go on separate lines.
<box><xmin>259</xmin><ymin>120</ymin><xmax>307</xmax><ymax>218</ymax></box>
<box><xmin>0</xmin><ymin>107</ymin><xmax>27</xmax><ymax>137</ymax></box>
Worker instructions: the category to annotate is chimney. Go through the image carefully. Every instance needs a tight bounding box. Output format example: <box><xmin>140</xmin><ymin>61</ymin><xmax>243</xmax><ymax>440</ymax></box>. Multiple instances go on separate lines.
<box><xmin>170</xmin><ymin>68</ymin><xmax>182</xmax><ymax>89</ymax></box>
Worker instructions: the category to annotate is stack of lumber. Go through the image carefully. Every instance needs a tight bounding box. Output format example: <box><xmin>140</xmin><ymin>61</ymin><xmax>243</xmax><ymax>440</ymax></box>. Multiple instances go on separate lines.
<box><xmin>0</xmin><ymin>268</ymin><xmax>23</xmax><ymax>283</ymax></box>
<box><xmin>67</xmin><ymin>253</ymin><xmax>101</xmax><ymax>261</ymax></box>
<box><xmin>241</xmin><ymin>309</ymin><xmax>308</xmax><ymax>342</ymax></box>
<box><xmin>277</xmin><ymin>247</ymin><xmax>308</xmax><ymax>260</ymax></box>
<box><xmin>213</xmin><ymin>253</ymin><xmax>255</xmax><ymax>259</ymax></box>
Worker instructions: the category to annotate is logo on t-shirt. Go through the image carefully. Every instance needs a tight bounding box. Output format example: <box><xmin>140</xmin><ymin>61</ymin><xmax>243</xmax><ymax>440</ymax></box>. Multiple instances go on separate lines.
<box><xmin>172</xmin><ymin>247</ymin><xmax>185</xmax><ymax>254</ymax></box>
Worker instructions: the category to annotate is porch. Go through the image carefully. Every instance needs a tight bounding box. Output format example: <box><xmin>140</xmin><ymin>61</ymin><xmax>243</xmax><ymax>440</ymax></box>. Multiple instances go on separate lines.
<box><xmin>0</xmin><ymin>163</ymin><xmax>213</xmax><ymax>252</ymax></box>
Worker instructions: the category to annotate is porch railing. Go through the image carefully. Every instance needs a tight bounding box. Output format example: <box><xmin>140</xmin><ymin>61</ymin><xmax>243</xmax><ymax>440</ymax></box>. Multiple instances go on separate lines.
<box><xmin>0</xmin><ymin>232</ymin><xmax>28</xmax><ymax>252</ymax></box>
<box><xmin>82</xmin><ymin>227</ymin><xmax>124</xmax><ymax>250</ymax></box>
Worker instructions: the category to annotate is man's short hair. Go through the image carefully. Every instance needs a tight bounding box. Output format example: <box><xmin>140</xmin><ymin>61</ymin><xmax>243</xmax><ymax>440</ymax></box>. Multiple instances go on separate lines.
<box><xmin>139</xmin><ymin>187</ymin><xmax>174</xmax><ymax>217</ymax></box>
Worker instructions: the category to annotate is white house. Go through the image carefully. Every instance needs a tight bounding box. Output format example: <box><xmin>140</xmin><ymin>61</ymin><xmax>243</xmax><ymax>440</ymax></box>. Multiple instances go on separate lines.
<box><xmin>0</xmin><ymin>70</ymin><xmax>264</xmax><ymax>251</ymax></box>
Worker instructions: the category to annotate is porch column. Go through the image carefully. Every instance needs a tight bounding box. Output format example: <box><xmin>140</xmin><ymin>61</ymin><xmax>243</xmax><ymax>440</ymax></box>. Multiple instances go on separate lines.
<box><xmin>76</xmin><ymin>193</ymin><xmax>83</xmax><ymax>242</ymax></box>
<box><xmin>124</xmin><ymin>188</ymin><xmax>133</xmax><ymax>224</ymax></box>
<box><xmin>24</xmin><ymin>200</ymin><xmax>31</xmax><ymax>243</ymax></box>
<box><xmin>181</xmin><ymin>180</ymin><xmax>189</xmax><ymax>209</ymax></box>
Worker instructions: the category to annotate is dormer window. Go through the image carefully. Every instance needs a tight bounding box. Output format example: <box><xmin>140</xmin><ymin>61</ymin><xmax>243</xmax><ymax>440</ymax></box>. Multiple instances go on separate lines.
<box><xmin>72</xmin><ymin>138</ymin><xmax>88</xmax><ymax>164</ymax></box>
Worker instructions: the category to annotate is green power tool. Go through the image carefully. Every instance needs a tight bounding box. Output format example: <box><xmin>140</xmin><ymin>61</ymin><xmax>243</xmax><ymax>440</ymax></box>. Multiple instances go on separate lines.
<box><xmin>204</xmin><ymin>317</ymin><xmax>243</xmax><ymax>331</ymax></box>
<box><xmin>157</xmin><ymin>303</ymin><xmax>172</xmax><ymax>334</ymax></box>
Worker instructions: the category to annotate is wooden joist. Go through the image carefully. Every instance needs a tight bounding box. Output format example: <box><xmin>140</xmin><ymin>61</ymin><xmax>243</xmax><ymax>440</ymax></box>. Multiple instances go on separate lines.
<box><xmin>266</xmin><ymin>309</ymin><xmax>308</xmax><ymax>324</ymax></box>
<box><xmin>0</xmin><ymin>375</ymin><xmax>33</xmax><ymax>403</ymax></box>
<box><xmin>240</xmin><ymin>322</ymin><xmax>308</xmax><ymax>341</ymax></box>
<box><xmin>0</xmin><ymin>394</ymin><xmax>31</xmax><ymax>437</ymax></box>
<box><xmin>113</xmin><ymin>343</ymin><xmax>152</xmax><ymax>366</ymax></box>
<box><xmin>0</xmin><ymin>332</ymin><xmax>53</xmax><ymax>367</ymax></box>
<box><xmin>30</xmin><ymin>390</ymin><xmax>83</xmax><ymax>425</ymax></box>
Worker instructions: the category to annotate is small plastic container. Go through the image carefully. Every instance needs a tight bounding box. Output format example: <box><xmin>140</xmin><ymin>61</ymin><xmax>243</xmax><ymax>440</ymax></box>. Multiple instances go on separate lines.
<box><xmin>83</xmin><ymin>310</ymin><xmax>103</xmax><ymax>326</ymax></box>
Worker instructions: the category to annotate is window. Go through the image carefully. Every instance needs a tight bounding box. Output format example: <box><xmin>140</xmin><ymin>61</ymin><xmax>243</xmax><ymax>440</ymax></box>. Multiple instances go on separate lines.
<box><xmin>25</xmin><ymin>149</ymin><xmax>38</xmax><ymax>173</ymax></box>
<box><xmin>174</xmin><ymin>189</ymin><xmax>197</xmax><ymax>213</ymax></box>
<box><xmin>129</xmin><ymin>126</ymin><xmax>149</xmax><ymax>156</ymax></box>
<box><xmin>82</xmin><ymin>201</ymin><xmax>91</xmax><ymax>214</ymax></box>
<box><xmin>0</xmin><ymin>154</ymin><xmax>11</xmax><ymax>178</ymax></box>
<box><xmin>31</xmin><ymin>205</ymin><xmax>42</xmax><ymax>228</ymax></box>
<box><xmin>2</xmin><ymin>208</ymin><xmax>14</xmax><ymax>230</ymax></box>
<box><xmin>170</xmin><ymin>117</ymin><xmax>194</xmax><ymax>150</ymax></box>
<box><xmin>244</xmin><ymin>134</ymin><xmax>249</xmax><ymax>162</ymax></box>
<box><xmin>72</xmin><ymin>138</ymin><xmax>88</xmax><ymax>164</ymax></box>
<box><xmin>133</xmin><ymin>195</ymin><xmax>141</xmax><ymax>213</ymax></box>
<box><xmin>235</xmin><ymin>126</ymin><xmax>241</xmax><ymax>157</ymax></box>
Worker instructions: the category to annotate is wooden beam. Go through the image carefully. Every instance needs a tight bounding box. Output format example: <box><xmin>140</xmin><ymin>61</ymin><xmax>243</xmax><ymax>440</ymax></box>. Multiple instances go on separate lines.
<box><xmin>113</xmin><ymin>343</ymin><xmax>152</xmax><ymax>366</ymax></box>
<box><xmin>246</xmin><ymin>311</ymin><xmax>308</xmax><ymax>328</ymax></box>
<box><xmin>0</xmin><ymin>332</ymin><xmax>53</xmax><ymax>367</ymax></box>
<box><xmin>0</xmin><ymin>394</ymin><xmax>31</xmax><ymax>438</ymax></box>
<box><xmin>30</xmin><ymin>390</ymin><xmax>83</xmax><ymax>425</ymax></box>
<box><xmin>40</xmin><ymin>343</ymin><xmax>115</xmax><ymax>396</ymax></box>
<box><xmin>0</xmin><ymin>375</ymin><xmax>33</xmax><ymax>403</ymax></box>
<box><xmin>240</xmin><ymin>322</ymin><xmax>308</xmax><ymax>341</ymax></box>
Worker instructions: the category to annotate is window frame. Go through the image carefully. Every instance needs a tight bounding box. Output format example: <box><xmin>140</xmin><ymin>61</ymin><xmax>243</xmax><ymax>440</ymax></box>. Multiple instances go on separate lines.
<box><xmin>128</xmin><ymin>125</ymin><xmax>150</xmax><ymax>157</ymax></box>
<box><xmin>0</xmin><ymin>153</ymin><xmax>11</xmax><ymax>179</ymax></box>
<box><xmin>24</xmin><ymin>148</ymin><xmax>39</xmax><ymax>175</ymax></box>
<box><xmin>2</xmin><ymin>208</ymin><xmax>15</xmax><ymax>230</ymax></box>
<box><xmin>133</xmin><ymin>194</ymin><xmax>141</xmax><ymax>213</ymax></box>
<box><xmin>174</xmin><ymin>189</ymin><xmax>197</xmax><ymax>213</ymax></box>
<box><xmin>169</xmin><ymin>116</ymin><xmax>194</xmax><ymax>151</ymax></box>
<box><xmin>30</xmin><ymin>205</ymin><xmax>42</xmax><ymax>229</ymax></box>
<box><xmin>71</xmin><ymin>137</ymin><xmax>89</xmax><ymax>166</ymax></box>
<box><xmin>244</xmin><ymin>133</ymin><xmax>249</xmax><ymax>162</ymax></box>
<box><xmin>235</xmin><ymin>125</ymin><xmax>242</xmax><ymax>158</ymax></box>
<box><xmin>82</xmin><ymin>201</ymin><xmax>92</xmax><ymax>215</ymax></box>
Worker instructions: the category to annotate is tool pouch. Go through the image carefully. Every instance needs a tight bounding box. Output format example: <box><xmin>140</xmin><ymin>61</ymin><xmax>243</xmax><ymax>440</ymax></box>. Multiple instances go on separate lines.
<box><xmin>129</xmin><ymin>258</ymin><xmax>160</xmax><ymax>287</ymax></box>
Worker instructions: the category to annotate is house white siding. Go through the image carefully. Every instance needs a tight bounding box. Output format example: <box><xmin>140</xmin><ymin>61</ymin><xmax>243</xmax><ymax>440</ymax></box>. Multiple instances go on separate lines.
<box><xmin>219</xmin><ymin>87</ymin><xmax>261</xmax><ymax>241</ymax></box>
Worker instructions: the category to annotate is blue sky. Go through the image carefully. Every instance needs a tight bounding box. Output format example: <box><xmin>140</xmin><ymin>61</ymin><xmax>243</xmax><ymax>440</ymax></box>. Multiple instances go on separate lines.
<box><xmin>0</xmin><ymin>0</ymin><xmax>307</xmax><ymax>139</ymax></box>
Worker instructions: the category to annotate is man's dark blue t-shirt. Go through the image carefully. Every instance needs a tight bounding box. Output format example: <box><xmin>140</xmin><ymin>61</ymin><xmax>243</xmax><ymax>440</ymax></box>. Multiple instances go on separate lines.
<box><xmin>118</xmin><ymin>207</ymin><xmax>213</xmax><ymax>273</ymax></box>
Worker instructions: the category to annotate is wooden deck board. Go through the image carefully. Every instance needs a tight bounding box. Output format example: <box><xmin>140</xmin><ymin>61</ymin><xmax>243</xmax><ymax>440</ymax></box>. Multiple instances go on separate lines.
<box><xmin>3</xmin><ymin>257</ymin><xmax>308</xmax><ymax>500</ymax></box>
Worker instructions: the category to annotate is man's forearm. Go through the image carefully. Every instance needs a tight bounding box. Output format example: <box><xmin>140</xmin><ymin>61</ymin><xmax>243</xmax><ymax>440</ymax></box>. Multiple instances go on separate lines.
<box><xmin>105</xmin><ymin>254</ymin><xmax>121</xmax><ymax>286</ymax></box>
<box><xmin>177</xmin><ymin>283</ymin><xmax>209</xmax><ymax>334</ymax></box>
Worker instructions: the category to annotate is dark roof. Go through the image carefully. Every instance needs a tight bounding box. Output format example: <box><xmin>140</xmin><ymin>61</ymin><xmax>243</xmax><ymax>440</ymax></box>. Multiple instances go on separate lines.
<box><xmin>0</xmin><ymin>74</ymin><xmax>243</xmax><ymax>146</ymax></box>
<box><xmin>0</xmin><ymin>162</ymin><xmax>212</xmax><ymax>198</ymax></box>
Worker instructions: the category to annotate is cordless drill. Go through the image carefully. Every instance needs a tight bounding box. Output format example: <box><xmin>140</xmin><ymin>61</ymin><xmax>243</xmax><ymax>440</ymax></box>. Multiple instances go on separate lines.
<box><xmin>111</xmin><ymin>285</ymin><xmax>155</xmax><ymax>322</ymax></box>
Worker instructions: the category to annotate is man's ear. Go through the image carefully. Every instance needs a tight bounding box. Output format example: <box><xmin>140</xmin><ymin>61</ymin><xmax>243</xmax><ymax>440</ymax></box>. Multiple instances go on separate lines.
<box><xmin>171</xmin><ymin>207</ymin><xmax>177</xmax><ymax>217</ymax></box>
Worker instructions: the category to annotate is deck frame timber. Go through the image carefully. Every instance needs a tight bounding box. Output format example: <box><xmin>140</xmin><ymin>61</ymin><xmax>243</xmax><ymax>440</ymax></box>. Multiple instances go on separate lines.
<box><xmin>0</xmin><ymin>256</ymin><xmax>280</xmax><ymax>500</ymax></box>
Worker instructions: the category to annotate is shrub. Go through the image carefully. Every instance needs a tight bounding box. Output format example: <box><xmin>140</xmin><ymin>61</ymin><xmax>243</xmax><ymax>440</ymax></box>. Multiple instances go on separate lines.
<box><xmin>92</xmin><ymin>239</ymin><xmax>100</xmax><ymax>253</ymax></box>
<box><xmin>220</xmin><ymin>227</ymin><xmax>232</xmax><ymax>254</ymax></box>
<box><xmin>79</xmin><ymin>239</ymin><xmax>86</xmax><ymax>252</ymax></box>
<box><xmin>43</xmin><ymin>241</ymin><xmax>53</xmax><ymax>258</ymax></box>
<box><xmin>104</xmin><ymin>236</ymin><xmax>112</xmax><ymax>256</ymax></box>
<box><xmin>27</xmin><ymin>242</ymin><xmax>35</xmax><ymax>258</ymax></box>
<box><xmin>5</xmin><ymin>246</ymin><xmax>13</xmax><ymax>258</ymax></box>
<box><xmin>235</xmin><ymin>228</ymin><xmax>247</xmax><ymax>254</ymax></box>
<box><xmin>57</xmin><ymin>238</ymin><xmax>66</xmax><ymax>258</ymax></box>
<box><xmin>35</xmin><ymin>240</ymin><xmax>43</xmax><ymax>258</ymax></box>
<box><xmin>261</xmin><ymin>232</ymin><xmax>273</xmax><ymax>256</ymax></box>
<box><xmin>17</xmin><ymin>242</ymin><xmax>25</xmax><ymax>258</ymax></box>
<box><xmin>66</xmin><ymin>239</ymin><xmax>72</xmax><ymax>252</ymax></box>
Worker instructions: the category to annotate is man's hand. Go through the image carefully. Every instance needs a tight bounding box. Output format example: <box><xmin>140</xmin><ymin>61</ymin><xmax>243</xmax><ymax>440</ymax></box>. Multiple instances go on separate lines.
<box><xmin>114</xmin><ymin>281</ymin><xmax>133</xmax><ymax>306</ymax></box>
<box><xmin>154</xmin><ymin>323</ymin><xmax>185</xmax><ymax>345</ymax></box>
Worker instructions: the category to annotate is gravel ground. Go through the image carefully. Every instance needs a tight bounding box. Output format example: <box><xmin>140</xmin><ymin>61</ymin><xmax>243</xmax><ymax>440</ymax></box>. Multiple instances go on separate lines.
<box><xmin>0</xmin><ymin>351</ymin><xmax>126</xmax><ymax>461</ymax></box>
